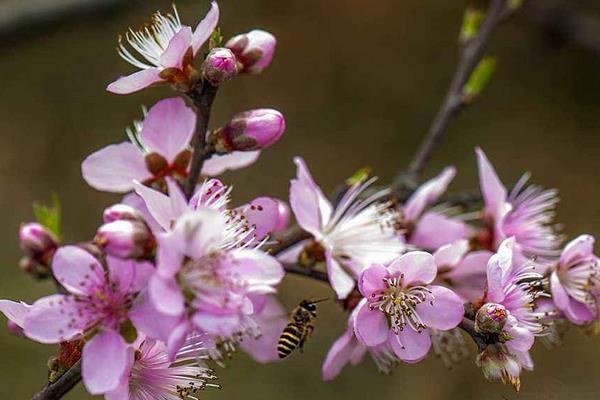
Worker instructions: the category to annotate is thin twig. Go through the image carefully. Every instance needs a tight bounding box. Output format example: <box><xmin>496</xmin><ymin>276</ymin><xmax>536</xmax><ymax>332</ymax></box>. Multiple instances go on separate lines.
<box><xmin>393</xmin><ymin>0</ymin><xmax>509</xmax><ymax>189</ymax></box>
<box><xmin>283</xmin><ymin>263</ymin><xmax>329</xmax><ymax>283</ymax></box>
<box><xmin>31</xmin><ymin>360</ymin><xmax>82</xmax><ymax>400</ymax></box>
<box><xmin>184</xmin><ymin>81</ymin><xmax>219</xmax><ymax>199</ymax></box>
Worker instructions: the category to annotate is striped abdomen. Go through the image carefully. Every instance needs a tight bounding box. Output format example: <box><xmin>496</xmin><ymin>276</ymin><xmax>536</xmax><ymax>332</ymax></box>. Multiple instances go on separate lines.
<box><xmin>277</xmin><ymin>323</ymin><xmax>304</xmax><ymax>359</ymax></box>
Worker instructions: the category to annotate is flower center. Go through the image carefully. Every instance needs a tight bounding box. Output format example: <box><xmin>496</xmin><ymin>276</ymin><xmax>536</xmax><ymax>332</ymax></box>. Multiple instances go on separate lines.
<box><xmin>368</xmin><ymin>276</ymin><xmax>434</xmax><ymax>335</ymax></box>
<box><xmin>559</xmin><ymin>259</ymin><xmax>599</xmax><ymax>306</ymax></box>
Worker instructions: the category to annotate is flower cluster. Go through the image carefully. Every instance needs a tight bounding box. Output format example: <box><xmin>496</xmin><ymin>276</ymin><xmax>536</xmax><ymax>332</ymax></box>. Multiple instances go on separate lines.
<box><xmin>1</xmin><ymin>1</ymin><xmax>600</xmax><ymax>399</ymax></box>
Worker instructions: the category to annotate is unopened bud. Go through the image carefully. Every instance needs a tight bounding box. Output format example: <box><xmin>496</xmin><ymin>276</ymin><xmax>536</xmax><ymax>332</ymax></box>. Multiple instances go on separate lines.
<box><xmin>273</xmin><ymin>200</ymin><xmax>290</xmax><ymax>232</ymax></box>
<box><xmin>226</xmin><ymin>30</ymin><xmax>276</xmax><ymax>74</ymax></box>
<box><xmin>213</xmin><ymin>109</ymin><xmax>285</xmax><ymax>152</ymax></box>
<box><xmin>95</xmin><ymin>220</ymin><xmax>154</xmax><ymax>259</ymax></box>
<box><xmin>103</xmin><ymin>204</ymin><xmax>145</xmax><ymax>223</ymax></box>
<box><xmin>475</xmin><ymin>303</ymin><xmax>508</xmax><ymax>334</ymax></box>
<box><xmin>19</xmin><ymin>223</ymin><xmax>58</xmax><ymax>258</ymax></box>
<box><xmin>6</xmin><ymin>320</ymin><xmax>24</xmax><ymax>337</ymax></box>
<box><xmin>476</xmin><ymin>344</ymin><xmax>521</xmax><ymax>391</ymax></box>
<box><xmin>202</xmin><ymin>48</ymin><xmax>239</xmax><ymax>85</ymax></box>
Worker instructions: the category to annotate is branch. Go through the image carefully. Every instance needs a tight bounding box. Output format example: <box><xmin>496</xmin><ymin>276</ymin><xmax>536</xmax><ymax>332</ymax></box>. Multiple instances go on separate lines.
<box><xmin>283</xmin><ymin>263</ymin><xmax>329</xmax><ymax>283</ymax></box>
<box><xmin>393</xmin><ymin>0</ymin><xmax>509</xmax><ymax>189</ymax></box>
<box><xmin>184</xmin><ymin>81</ymin><xmax>219</xmax><ymax>199</ymax></box>
<box><xmin>31</xmin><ymin>360</ymin><xmax>82</xmax><ymax>400</ymax></box>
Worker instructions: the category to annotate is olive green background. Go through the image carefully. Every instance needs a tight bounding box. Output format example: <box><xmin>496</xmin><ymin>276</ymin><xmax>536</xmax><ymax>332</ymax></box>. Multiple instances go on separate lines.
<box><xmin>1</xmin><ymin>0</ymin><xmax>600</xmax><ymax>398</ymax></box>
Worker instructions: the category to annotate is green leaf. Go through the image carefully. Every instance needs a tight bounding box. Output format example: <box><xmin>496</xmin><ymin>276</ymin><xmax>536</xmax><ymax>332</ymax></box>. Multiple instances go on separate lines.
<box><xmin>463</xmin><ymin>56</ymin><xmax>497</xmax><ymax>102</ymax></box>
<box><xmin>33</xmin><ymin>193</ymin><xmax>62</xmax><ymax>240</ymax></box>
<box><xmin>119</xmin><ymin>320</ymin><xmax>138</xmax><ymax>344</ymax></box>
<box><xmin>460</xmin><ymin>7</ymin><xmax>483</xmax><ymax>44</ymax></box>
<box><xmin>209</xmin><ymin>27</ymin><xmax>224</xmax><ymax>49</ymax></box>
<box><xmin>345</xmin><ymin>166</ymin><xmax>372</xmax><ymax>186</ymax></box>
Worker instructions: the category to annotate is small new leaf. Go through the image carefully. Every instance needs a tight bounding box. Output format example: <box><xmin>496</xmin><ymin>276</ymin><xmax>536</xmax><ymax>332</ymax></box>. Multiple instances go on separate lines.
<box><xmin>463</xmin><ymin>56</ymin><xmax>497</xmax><ymax>103</ymax></box>
<box><xmin>209</xmin><ymin>27</ymin><xmax>224</xmax><ymax>49</ymax></box>
<box><xmin>345</xmin><ymin>166</ymin><xmax>372</xmax><ymax>186</ymax></box>
<box><xmin>508</xmin><ymin>0</ymin><xmax>523</xmax><ymax>10</ymax></box>
<box><xmin>33</xmin><ymin>193</ymin><xmax>62</xmax><ymax>240</ymax></box>
<box><xmin>460</xmin><ymin>7</ymin><xmax>483</xmax><ymax>44</ymax></box>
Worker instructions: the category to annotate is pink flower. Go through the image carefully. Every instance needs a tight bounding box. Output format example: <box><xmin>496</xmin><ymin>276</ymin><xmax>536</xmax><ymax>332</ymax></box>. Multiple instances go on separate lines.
<box><xmin>289</xmin><ymin>157</ymin><xmax>405</xmax><ymax>299</ymax></box>
<box><xmin>82</xmin><ymin>97</ymin><xmax>196</xmax><ymax>193</ymax></box>
<box><xmin>485</xmin><ymin>238</ymin><xmax>546</xmax><ymax>354</ymax></box>
<box><xmin>550</xmin><ymin>234</ymin><xmax>600</xmax><ymax>325</ymax></box>
<box><xmin>144</xmin><ymin>208</ymin><xmax>284</xmax><ymax>356</ymax></box>
<box><xmin>353</xmin><ymin>252</ymin><xmax>464</xmax><ymax>363</ymax></box>
<box><xmin>433</xmin><ymin>239</ymin><xmax>492</xmax><ymax>302</ymax></box>
<box><xmin>322</xmin><ymin>303</ymin><xmax>398</xmax><ymax>380</ymax></box>
<box><xmin>476</xmin><ymin>148</ymin><xmax>561</xmax><ymax>260</ymax></box>
<box><xmin>226</xmin><ymin>29</ymin><xmax>277</xmax><ymax>74</ymax></box>
<box><xmin>105</xmin><ymin>334</ymin><xmax>219</xmax><ymax>400</ymax></box>
<box><xmin>107</xmin><ymin>2</ymin><xmax>219</xmax><ymax>94</ymax></box>
<box><xmin>21</xmin><ymin>246</ymin><xmax>153</xmax><ymax>395</ymax></box>
<box><xmin>403</xmin><ymin>167</ymin><xmax>470</xmax><ymax>251</ymax></box>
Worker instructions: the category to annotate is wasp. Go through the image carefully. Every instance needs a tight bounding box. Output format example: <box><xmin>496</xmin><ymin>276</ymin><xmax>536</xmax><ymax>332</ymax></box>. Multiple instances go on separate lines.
<box><xmin>277</xmin><ymin>298</ymin><xmax>327</xmax><ymax>359</ymax></box>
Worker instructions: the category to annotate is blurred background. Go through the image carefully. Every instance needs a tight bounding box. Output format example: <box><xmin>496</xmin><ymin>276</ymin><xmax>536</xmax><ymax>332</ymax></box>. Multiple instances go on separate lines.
<box><xmin>1</xmin><ymin>0</ymin><xmax>600</xmax><ymax>398</ymax></box>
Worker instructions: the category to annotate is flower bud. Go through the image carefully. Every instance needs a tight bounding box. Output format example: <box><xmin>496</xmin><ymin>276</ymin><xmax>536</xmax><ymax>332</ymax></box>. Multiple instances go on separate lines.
<box><xmin>226</xmin><ymin>30</ymin><xmax>276</xmax><ymax>74</ymax></box>
<box><xmin>95</xmin><ymin>220</ymin><xmax>154</xmax><ymax>259</ymax></box>
<box><xmin>475</xmin><ymin>303</ymin><xmax>508</xmax><ymax>334</ymax></box>
<box><xmin>6</xmin><ymin>320</ymin><xmax>24</xmax><ymax>337</ymax></box>
<box><xmin>212</xmin><ymin>109</ymin><xmax>285</xmax><ymax>152</ymax></box>
<box><xmin>202</xmin><ymin>48</ymin><xmax>239</xmax><ymax>85</ymax></box>
<box><xmin>19</xmin><ymin>223</ymin><xmax>58</xmax><ymax>258</ymax></box>
<box><xmin>103</xmin><ymin>204</ymin><xmax>145</xmax><ymax>223</ymax></box>
<box><xmin>476</xmin><ymin>344</ymin><xmax>521</xmax><ymax>391</ymax></box>
<box><xmin>273</xmin><ymin>200</ymin><xmax>290</xmax><ymax>232</ymax></box>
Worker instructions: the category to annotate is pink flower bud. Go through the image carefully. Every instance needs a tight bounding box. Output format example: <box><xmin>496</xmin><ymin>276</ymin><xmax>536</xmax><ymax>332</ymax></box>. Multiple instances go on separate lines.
<box><xmin>6</xmin><ymin>320</ymin><xmax>24</xmax><ymax>337</ymax></box>
<box><xmin>273</xmin><ymin>200</ymin><xmax>290</xmax><ymax>232</ymax></box>
<box><xmin>202</xmin><ymin>48</ymin><xmax>239</xmax><ymax>85</ymax></box>
<box><xmin>213</xmin><ymin>109</ymin><xmax>285</xmax><ymax>152</ymax></box>
<box><xmin>226</xmin><ymin>29</ymin><xmax>276</xmax><ymax>74</ymax></box>
<box><xmin>476</xmin><ymin>344</ymin><xmax>522</xmax><ymax>391</ymax></box>
<box><xmin>19</xmin><ymin>223</ymin><xmax>58</xmax><ymax>257</ymax></box>
<box><xmin>95</xmin><ymin>220</ymin><xmax>154</xmax><ymax>259</ymax></box>
<box><xmin>103</xmin><ymin>204</ymin><xmax>145</xmax><ymax>223</ymax></box>
<box><xmin>475</xmin><ymin>303</ymin><xmax>508</xmax><ymax>334</ymax></box>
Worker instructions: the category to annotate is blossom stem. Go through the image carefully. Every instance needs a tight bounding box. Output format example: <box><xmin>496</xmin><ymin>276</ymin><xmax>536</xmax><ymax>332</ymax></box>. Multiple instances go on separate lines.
<box><xmin>31</xmin><ymin>360</ymin><xmax>81</xmax><ymax>400</ymax></box>
<box><xmin>282</xmin><ymin>263</ymin><xmax>329</xmax><ymax>283</ymax></box>
<box><xmin>393</xmin><ymin>0</ymin><xmax>510</xmax><ymax>189</ymax></box>
<box><xmin>184</xmin><ymin>80</ymin><xmax>219</xmax><ymax>199</ymax></box>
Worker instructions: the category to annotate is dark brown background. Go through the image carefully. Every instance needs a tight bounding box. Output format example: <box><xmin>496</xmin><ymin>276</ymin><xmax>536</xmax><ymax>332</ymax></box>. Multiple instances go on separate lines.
<box><xmin>1</xmin><ymin>0</ymin><xmax>600</xmax><ymax>398</ymax></box>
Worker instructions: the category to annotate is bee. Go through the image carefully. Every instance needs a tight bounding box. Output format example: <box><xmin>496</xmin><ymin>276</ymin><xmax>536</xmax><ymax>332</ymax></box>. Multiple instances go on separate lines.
<box><xmin>277</xmin><ymin>298</ymin><xmax>327</xmax><ymax>359</ymax></box>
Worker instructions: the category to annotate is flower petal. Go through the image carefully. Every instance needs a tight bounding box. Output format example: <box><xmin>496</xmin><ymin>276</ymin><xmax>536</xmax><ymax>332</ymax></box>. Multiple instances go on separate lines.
<box><xmin>226</xmin><ymin>250</ymin><xmax>284</xmax><ymax>290</ymax></box>
<box><xmin>563</xmin><ymin>298</ymin><xmax>595</xmax><ymax>325</ymax></box>
<box><xmin>23</xmin><ymin>295</ymin><xmax>88</xmax><ymax>343</ymax></box>
<box><xmin>140</xmin><ymin>98</ymin><xmax>196</xmax><ymax>161</ymax></box>
<box><xmin>0</xmin><ymin>300</ymin><xmax>31</xmax><ymax>328</ymax></box>
<box><xmin>238</xmin><ymin>196</ymin><xmax>286</xmax><ymax>241</ymax></box>
<box><xmin>388</xmin><ymin>251</ymin><xmax>436</xmax><ymax>287</ymax></box>
<box><xmin>160</xmin><ymin>26</ymin><xmax>192</xmax><ymax>68</ymax></box>
<box><xmin>322</xmin><ymin>329</ymin><xmax>355</xmax><ymax>380</ymax></box>
<box><xmin>133</xmin><ymin>180</ymin><xmax>181</xmax><ymax>231</ymax></box>
<box><xmin>191</xmin><ymin>311</ymin><xmax>240</xmax><ymax>337</ymax></box>
<box><xmin>560</xmin><ymin>234</ymin><xmax>595</xmax><ymax>266</ymax></box>
<box><xmin>149</xmin><ymin>275</ymin><xmax>185</xmax><ymax>317</ymax></box>
<box><xmin>106</xmin><ymin>68</ymin><xmax>163</xmax><ymax>95</ymax></box>
<box><xmin>550</xmin><ymin>271</ymin><xmax>570</xmax><ymax>310</ymax></box>
<box><xmin>192</xmin><ymin>1</ymin><xmax>220</xmax><ymax>54</ymax></box>
<box><xmin>82</xmin><ymin>330</ymin><xmax>129</xmax><ymax>395</ymax></box>
<box><xmin>415</xmin><ymin>285</ymin><xmax>464</xmax><ymax>330</ymax></box>
<box><xmin>129</xmin><ymin>291</ymin><xmax>182</xmax><ymax>342</ymax></box>
<box><xmin>202</xmin><ymin>151</ymin><xmax>260</xmax><ymax>176</ymax></box>
<box><xmin>82</xmin><ymin>142</ymin><xmax>149</xmax><ymax>193</ymax></box>
<box><xmin>353</xmin><ymin>301</ymin><xmax>388</xmax><ymax>347</ymax></box>
<box><xmin>326</xmin><ymin>251</ymin><xmax>355</xmax><ymax>300</ymax></box>
<box><xmin>389</xmin><ymin>328</ymin><xmax>431</xmax><ymax>363</ymax></box>
<box><xmin>410</xmin><ymin>211</ymin><xmax>470</xmax><ymax>251</ymax></box>
<box><xmin>433</xmin><ymin>240</ymin><xmax>469</xmax><ymax>269</ymax></box>
<box><xmin>403</xmin><ymin>166</ymin><xmax>455</xmax><ymax>221</ymax></box>
<box><xmin>240</xmin><ymin>296</ymin><xmax>288</xmax><ymax>363</ymax></box>
<box><xmin>358</xmin><ymin>264</ymin><xmax>388</xmax><ymax>298</ymax></box>
<box><xmin>475</xmin><ymin>147</ymin><xmax>510</xmax><ymax>222</ymax></box>
<box><xmin>52</xmin><ymin>245</ymin><xmax>104</xmax><ymax>296</ymax></box>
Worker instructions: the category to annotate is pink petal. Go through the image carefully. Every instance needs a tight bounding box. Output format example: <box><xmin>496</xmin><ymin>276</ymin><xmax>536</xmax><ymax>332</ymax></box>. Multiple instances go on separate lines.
<box><xmin>201</xmin><ymin>151</ymin><xmax>260</xmax><ymax>176</ymax></box>
<box><xmin>563</xmin><ymin>298</ymin><xmax>595</xmax><ymax>325</ymax></box>
<box><xmin>174</xmin><ymin>209</ymin><xmax>225</xmax><ymax>260</ymax></box>
<box><xmin>290</xmin><ymin>157</ymin><xmax>332</xmax><ymax>236</ymax></box>
<box><xmin>550</xmin><ymin>271</ymin><xmax>570</xmax><ymax>310</ymax></box>
<box><xmin>445</xmin><ymin>251</ymin><xmax>491</xmax><ymax>302</ymax></box>
<box><xmin>140</xmin><ymin>98</ymin><xmax>196</xmax><ymax>161</ymax></box>
<box><xmin>133</xmin><ymin>181</ymin><xmax>181</xmax><ymax>231</ymax></box>
<box><xmin>475</xmin><ymin>147</ymin><xmax>510</xmax><ymax>222</ymax></box>
<box><xmin>505</xmin><ymin>316</ymin><xmax>534</xmax><ymax>352</ymax></box>
<box><xmin>106</xmin><ymin>68</ymin><xmax>163</xmax><ymax>94</ymax></box>
<box><xmin>160</xmin><ymin>26</ymin><xmax>192</xmax><ymax>68</ymax></box>
<box><xmin>514</xmin><ymin>350</ymin><xmax>534</xmax><ymax>371</ymax></box>
<box><xmin>191</xmin><ymin>311</ymin><xmax>240</xmax><ymax>337</ymax></box>
<box><xmin>82</xmin><ymin>330</ymin><xmax>129</xmax><ymax>395</ymax></box>
<box><xmin>322</xmin><ymin>329</ymin><xmax>355</xmax><ymax>380</ymax></box>
<box><xmin>106</xmin><ymin>256</ymin><xmax>136</xmax><ymax>294</ymax></box>
<box><xmin>387</xmin><ymin>251</ymin><xmax>436</xmax><ymax>287</ymax></box>
<box><xmin>129</xmin><ymin>292</ymin><xmax>182</xmax><ymax>342</ymax></box>
<box><xmin>166</xmin><ymin>320</ymin><xmax>192</xmax><ymax>361</ymax></box>
<box><xmin>23</xmin><ymin>295</ymin><xmax>88</xmax><ymax>343</ymax></box>
<box><xmin>192</xmin><ymin>1</ymin><xmax>220</xmax><ymax>54</ymax></box>
<box><xmin>82</xmin><ymin>142</ymin><xmax>149</xmax><ymax>193</ymax></box>
<box><xmin>149</xmin><ymin>275</ymin><xmax>185</xmax><ymax>317</ymax></box>
<box><xmin>403</xmin><ymin>166</ymin><xmax>456</xmax><ymax>221</ymax></box>
<box><xmin>389</xmin><ymin>328</ymin><xmax>431</xmax><ymax>363</ymax></box>
<box><xmin>276</xmin><ymin>241</ymin><xmax>307</xmax><ymax>264</ymax></box>
<box><xmin>227</xmin><ymin>250</ymin><xmax>284</xmax><ymax>290</ymax></box>
<box><xmin>326</xmin><ymin>251</ymin><xmax>355</xmax><ymax>300</ymax></box>
<box><xmin>415</xmin><ymin>285</ymin><xmax>464</xmax><ymax>330</ymax></box>
<box><xmin>240</xmin><ymin>296</ymin><xmax>288</xmax><ymax>363</ymax></box>
<box><xmin>52</xmin><ymin>245</ymin><xmax>104</xmax><ymax>297</ymax></box>
<box><xmin>0</xmin><ymin>300</ymin><xmax>31</xmax><ymax>328</ymax></box>
<box><xmin>433</xmin><ymin>240</ymin><xmax>469</xmax><ymax>268</ymax></box>
<box><xmin>358</xmin><ymin>264</ymin><xmax>388</xmax><ymax>298</ymax></box>
<box><xmin>353</xmin><ymin>301</ymin><xmax>388</xmax><ymax>347</ymax></box>
<box><xmin>560</xmin><ymin>234</ymin><xmax>595</xmax><ymax>266</ymax></box>
<box><xmin>239</xmin><ymin>196</ymin><xmax>286</xmax><ymax>241</ymax></box>
<box><xmin>155</xmin><ymin>230</ymin><xmax>185</xmax><ymax>278</ymax></box>
<box><xmin>409</xmin><ymin>211</ymin><xmax>470</xmax><ymax>251</ymax></box>
<box><xmin>121</xmin><ymin>192</ymin><xmax>163</xmax><ymax>233</ymax></box>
